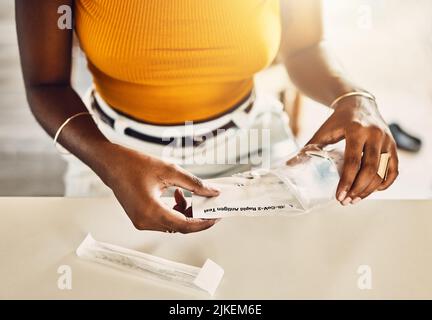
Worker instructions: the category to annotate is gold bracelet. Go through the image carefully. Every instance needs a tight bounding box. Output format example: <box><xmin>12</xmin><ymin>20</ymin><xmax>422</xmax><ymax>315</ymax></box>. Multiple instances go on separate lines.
<box><xmin>53</xmin><ymin>112</ymin><xmax>93</xmax><ymax>154</ymax></box>
<box><xmin>330</xmin><ymin>91</ymin><xmax>376</xmax><ymax>109</ymax></box>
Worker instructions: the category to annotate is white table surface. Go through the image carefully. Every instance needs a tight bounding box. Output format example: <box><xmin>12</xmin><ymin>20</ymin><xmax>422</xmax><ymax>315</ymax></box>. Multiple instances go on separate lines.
<box><xmin>1</xmin><ymin>197</ymin><xmax>432</xmax><ymax>299</ymax></box>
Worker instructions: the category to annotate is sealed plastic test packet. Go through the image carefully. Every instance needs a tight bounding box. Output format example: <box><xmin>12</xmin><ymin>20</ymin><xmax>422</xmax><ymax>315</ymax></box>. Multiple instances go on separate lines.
<box><xmin>192</xmin><ymin>145</ymin><xmax>344</xmax><ymax>218</ymax></box>
<box><xmin>76</xmin><ymin>234</ymin><xmax>224</xmax><ymax>296</ymax></box>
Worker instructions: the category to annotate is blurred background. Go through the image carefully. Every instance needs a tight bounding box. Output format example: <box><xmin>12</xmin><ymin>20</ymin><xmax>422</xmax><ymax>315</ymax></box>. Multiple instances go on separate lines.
<box><xmin>0</xmin><ymin>0</ymin><xmax>431</xmax><ymax>198</ymax></box>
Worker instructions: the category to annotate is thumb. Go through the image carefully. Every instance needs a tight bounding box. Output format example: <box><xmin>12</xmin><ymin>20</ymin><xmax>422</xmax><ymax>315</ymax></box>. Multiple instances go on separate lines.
<box><xmin>170</xmin><ymin>166</ymin><xmax>220</xmax><ymax>197</ymax></box>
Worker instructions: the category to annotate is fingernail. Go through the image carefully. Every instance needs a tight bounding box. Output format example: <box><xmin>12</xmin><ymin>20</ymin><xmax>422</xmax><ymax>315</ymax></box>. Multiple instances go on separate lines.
<box><xmin>214</xmin><ymin>218</ymin><xmax>222</xmax><ymax>224</ymax></box>
<box><xmin>337</xmin><ymin>191</ymin><xmax>347</xmax><ymax>201</ymax></box>
<box><xmin>351</xmin><ymin>197</ymin><xmax>362</xmax><ymax>205</ymax></box>
<box><xmin>342</xmin><ymin>197</ymin><xmax>352</xmax><ymax>206</ymax></box>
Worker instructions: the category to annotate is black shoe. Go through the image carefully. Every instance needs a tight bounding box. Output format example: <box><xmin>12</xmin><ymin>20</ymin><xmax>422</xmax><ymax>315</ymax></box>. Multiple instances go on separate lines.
<box><xmin>389</xmin><ymin>123</ymin><xmax>422</xmax><ymax>153</ymax></box>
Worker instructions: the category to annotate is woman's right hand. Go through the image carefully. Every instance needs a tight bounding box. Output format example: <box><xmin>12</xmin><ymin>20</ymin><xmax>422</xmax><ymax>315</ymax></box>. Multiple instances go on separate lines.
<box><xmin>101</xmin><ymin>144</ymin><xmax>220</xmax><ymax>233</ymax></box>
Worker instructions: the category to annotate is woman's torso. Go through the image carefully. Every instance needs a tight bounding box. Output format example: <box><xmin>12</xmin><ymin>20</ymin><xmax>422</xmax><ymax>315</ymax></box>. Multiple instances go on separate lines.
<box><xmin>75</xmin><ymin>0</ymin><xmax>281</xmax><ymax>124</ymax></box>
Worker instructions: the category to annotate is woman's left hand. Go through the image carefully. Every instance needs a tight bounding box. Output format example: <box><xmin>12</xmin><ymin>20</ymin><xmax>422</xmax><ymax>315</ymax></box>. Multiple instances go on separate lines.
<box><xmin>308</xmin><ymin>96</ymin><xmax>399</xmax><ymax>205</ymax></box>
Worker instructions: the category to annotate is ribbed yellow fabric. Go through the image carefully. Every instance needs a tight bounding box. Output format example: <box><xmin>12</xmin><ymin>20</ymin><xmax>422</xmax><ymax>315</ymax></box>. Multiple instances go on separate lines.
<box><xmin>75</xmin><ymin>0</ymin><xmax>281</xmax><ymax>124</ymax></box>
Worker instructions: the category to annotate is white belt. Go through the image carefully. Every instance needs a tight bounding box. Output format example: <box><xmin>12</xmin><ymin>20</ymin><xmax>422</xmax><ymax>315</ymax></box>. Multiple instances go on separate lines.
<box><xmin>93</xmin><ymin>91</ymin><xmax>256</xmax><ymax>139</ymax></box>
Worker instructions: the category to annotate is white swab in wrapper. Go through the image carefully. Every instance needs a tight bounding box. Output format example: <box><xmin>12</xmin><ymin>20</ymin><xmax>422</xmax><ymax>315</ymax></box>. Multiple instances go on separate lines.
<box><xmin>76</xmin><ymin>234</ymin><xmax>224</xmax><ymax>296</ymax></box>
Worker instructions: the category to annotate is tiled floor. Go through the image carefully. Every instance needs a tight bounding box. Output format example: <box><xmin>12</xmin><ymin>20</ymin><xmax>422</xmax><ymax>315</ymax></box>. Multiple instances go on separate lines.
<box><xmin>1</xmin><ymin>1</ymin><xmax>431</xmax><ymax>198</ymax></box>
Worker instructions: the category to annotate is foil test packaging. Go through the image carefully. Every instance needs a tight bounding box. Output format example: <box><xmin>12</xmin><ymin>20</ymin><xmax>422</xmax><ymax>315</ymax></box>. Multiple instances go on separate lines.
<box><xmin>193</xmin><ymin>145</ymin><xmax>344</xmax><ymax>218</ymax></box>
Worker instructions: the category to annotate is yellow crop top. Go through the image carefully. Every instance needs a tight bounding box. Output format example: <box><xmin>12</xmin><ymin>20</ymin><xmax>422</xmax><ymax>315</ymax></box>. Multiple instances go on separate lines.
<box><xmin>75</xmin><ymin>0</ymin><xmax>281</xmax><ymax>124</ymax></box>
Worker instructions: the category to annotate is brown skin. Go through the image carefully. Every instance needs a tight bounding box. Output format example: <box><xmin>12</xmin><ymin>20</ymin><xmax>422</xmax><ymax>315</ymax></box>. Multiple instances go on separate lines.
<box><xmin>107</xmin><ymin>146</ymin><xmax>220</xmax><ymax>232</ymax></box>
<box><xmin>15</xmin><ymin>0</ymin><xmax>398</xmax><ymax>233</ymax></box>
<box><xmin>15</xmin><ymin>0</ymin><xmax>218</xmax><ymax>233</ymax></box>
<box><xmin>280</xmin><ymin>0</ymin><xmax>398</xmax><ymax>205</ymax></box>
